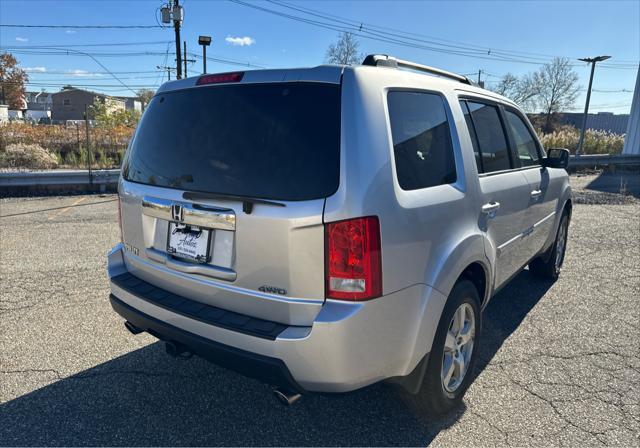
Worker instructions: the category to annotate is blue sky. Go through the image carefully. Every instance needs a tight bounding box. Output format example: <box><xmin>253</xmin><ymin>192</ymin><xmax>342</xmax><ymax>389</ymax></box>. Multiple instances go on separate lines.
<box><xmin>1</xmin><ymin>0</ymin><xmax>638</xmax><ymax>113</ymax></box>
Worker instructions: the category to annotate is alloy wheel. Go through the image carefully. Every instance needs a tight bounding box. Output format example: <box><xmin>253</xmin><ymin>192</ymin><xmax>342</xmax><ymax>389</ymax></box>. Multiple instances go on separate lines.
<box><xmin>441</xmin><ymin>303</ymin><xmax>476</xmax><ymax>393</ymax></box>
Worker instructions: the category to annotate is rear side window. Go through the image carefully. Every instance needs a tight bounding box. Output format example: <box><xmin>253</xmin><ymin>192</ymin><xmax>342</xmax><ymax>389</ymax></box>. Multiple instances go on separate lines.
<box><xmin>466</xmin><ymin>101</ymin><xmax>511</xmax><ymax>173</ymax></box>
<box><xmin>387</xmin><ymin>91</ymin><xmax>456</xmax><ymax>190</ymax></box>
<box><xmin>122</xmin><ymin>82</ymin><xmax>340</xmax><ymax>201</ymax></box>
<box><xmin>504</xmin><ymin>110</ymin><xmax>540</xmax><ymax>167</ymax></box>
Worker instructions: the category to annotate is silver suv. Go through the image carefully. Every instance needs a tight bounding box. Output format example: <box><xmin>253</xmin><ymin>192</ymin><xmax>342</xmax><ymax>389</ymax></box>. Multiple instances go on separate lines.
<box><xmin>108</xmin><ymin>54</ymin><xmax>571</xmax><ymax>414</ymax></box>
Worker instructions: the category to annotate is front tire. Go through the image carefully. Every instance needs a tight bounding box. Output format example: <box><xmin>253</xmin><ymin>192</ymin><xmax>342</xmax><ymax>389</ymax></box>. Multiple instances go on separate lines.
<box><xmin>406</xmin><ymin>279</ymin><xmax>482</xmax><ymax>415</ymax></box>
<box><xmin>529</xmin><ymin>211</ymin><xmax>569</xmax><ymax>280</ymax></box>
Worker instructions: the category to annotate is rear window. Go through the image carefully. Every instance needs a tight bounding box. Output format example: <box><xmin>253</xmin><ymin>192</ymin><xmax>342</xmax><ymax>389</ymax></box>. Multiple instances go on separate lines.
<box><xmin>122</xmin><ymin>82</ymin><xmax>341</xmax><ymax>201</ymax></box>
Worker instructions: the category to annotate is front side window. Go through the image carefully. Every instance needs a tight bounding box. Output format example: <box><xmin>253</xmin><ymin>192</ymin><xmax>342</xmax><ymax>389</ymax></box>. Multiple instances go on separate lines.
<box><xmin>466</xmin><ymin>101</ymin><xmax>511</xmax><ymax>173</ymax></box>
<box><xmin>505</xmin><ymin>110</ymin><xmax>540</xmax><ymax>167</ymax></box>
<box><xmin>387</xmin><ymin>91</ymin><xmax>456</xmax><ymax>190</ymax></box>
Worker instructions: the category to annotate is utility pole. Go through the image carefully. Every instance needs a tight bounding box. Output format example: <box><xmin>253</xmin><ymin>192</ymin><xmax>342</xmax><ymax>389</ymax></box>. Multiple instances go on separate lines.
<box><xmin>156</xmin><ymin>65</ymin><xmax>174</xmax><ymax>81</ymax></box>
<box><xmin>576</xmin><ymin>55</ymin><xmax>611</xmax><ymax>156</ymax></box>
<box><xmin>182</xmin><ymin>41</ymin><xmax>196</xmax><ymax>78</ymax></box>
<box><xmin>198</xmin><ymin>36</ymin><xmax>212</xmax><ymax>74</ymax></box>
<box><xmin>183</xmin><ymin>41</ymin><xmax>187</xmax><ymax>77</ymax></box>
<box><xmin>84</xmin><ymin>104</ymin><xmax>93</xmax><ymax>187</ymax></box>
<box><xmin>172</xmin><ymin>0</ymin><xmax>183</xmax><ymax>79</ymax></box>
<box><xmin>476</xmin><ymin>69</ymin><xmax>485</xmax><ymax>89</ymax></box>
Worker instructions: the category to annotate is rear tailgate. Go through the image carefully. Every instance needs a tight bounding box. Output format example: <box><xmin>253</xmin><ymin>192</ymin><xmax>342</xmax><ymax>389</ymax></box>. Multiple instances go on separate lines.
<box><xmin>118</xmin><ymin>80</ymin><xmax>340</xmax><ymax>326</ymax></box>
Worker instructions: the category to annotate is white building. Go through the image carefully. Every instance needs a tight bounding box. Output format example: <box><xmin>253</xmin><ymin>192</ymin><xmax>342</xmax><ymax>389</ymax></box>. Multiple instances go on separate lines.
<box><xmin>623</xmin><ymin>67</ymin><xmax>639</xmax><ymax>155</ymax></box>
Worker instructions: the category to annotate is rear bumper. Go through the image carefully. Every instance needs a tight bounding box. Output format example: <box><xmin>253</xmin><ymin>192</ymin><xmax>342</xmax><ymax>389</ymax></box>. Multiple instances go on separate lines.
<box><xmin>108</xmin><ymin>244</ymin><xmax>447</xmax><ymax>392</ymax></box>
<box><xmin>110</xmin><ymin>294</ymin><xmax>305</xmax><ymax>392</ymax></box>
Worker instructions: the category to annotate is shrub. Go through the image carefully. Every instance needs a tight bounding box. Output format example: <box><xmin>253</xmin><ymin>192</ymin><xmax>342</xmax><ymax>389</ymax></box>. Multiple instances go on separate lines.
<box><xmin>0</xmin><ymin>143</ymin><xmax>59</xmax><ymax>169</ymax></box>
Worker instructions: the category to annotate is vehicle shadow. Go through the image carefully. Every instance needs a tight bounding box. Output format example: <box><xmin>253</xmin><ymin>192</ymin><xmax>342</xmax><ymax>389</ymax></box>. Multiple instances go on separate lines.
<box><xmin>0</xmin><ymin>271</ymin><xmax>552</xmax><ymax>447</ymax></box>
<box><xmin>584</xmin><ymin>171</ymin><xmax>640</xmax><ymax>199</ymax></box>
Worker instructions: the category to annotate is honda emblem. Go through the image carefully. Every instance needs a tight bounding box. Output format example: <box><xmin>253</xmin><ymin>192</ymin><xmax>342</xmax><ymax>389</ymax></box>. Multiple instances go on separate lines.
<box><xmin>171</xmin><ymin>204</ymin><xmax>184</xmax><ymax>222</ymax></box>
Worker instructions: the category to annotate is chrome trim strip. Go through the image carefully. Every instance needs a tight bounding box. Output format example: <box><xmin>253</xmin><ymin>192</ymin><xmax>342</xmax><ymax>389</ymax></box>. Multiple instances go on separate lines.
<box><xmin>142</xmin><ymin>196</ymin><xmax>236</xmax><ymax>230</ymax></box>
<box><xmin>145</xmin><ymin>248</ymin><xmax>237</xmax><ymax>282</ymax></box>
<box><xmin>497</xmin><ymin>211</ymin><xmax>557</xmax><ymax>257</ymax></box>
<box><xmin>497</xmin><ymin>232</ymin><xmax>522</xmax><ymax>256</ymax></box>
<box><xmin>534</xmin><ymin>210</ymin><xmax>556</xmax><ymax>229</ymax></box>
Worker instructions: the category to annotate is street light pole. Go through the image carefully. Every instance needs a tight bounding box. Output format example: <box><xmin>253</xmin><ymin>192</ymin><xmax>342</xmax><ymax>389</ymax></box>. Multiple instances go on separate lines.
<box><xmin>198</xmin><ymin>36</ymin><xmax>212</xmax><ymax>74</ymax></box>
<box><xmin>576</xmin><ymin>55</ymin><xmax>611</xmax><ymax>156</ymax></box>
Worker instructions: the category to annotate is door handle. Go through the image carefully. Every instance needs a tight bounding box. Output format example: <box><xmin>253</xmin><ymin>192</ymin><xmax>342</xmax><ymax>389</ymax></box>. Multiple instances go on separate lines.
<box><xmin>481</xmin><ymin>201</ymin><xmax>501</xmax><ymax>218</ymax></box>
<box><xmin>530</xmin><ymin>189</ymin><xmax>543</xmax><ymax>199</ymax></box>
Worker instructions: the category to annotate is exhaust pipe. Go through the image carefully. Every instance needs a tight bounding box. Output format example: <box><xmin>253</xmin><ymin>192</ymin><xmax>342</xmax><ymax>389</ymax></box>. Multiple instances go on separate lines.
<box><xmin>273</xmin><ymin>388</ymin><xmax>302</xmax><ymax>406</ymax></box>
<box><xmin>124</xmin><ymin>321</ymin><xmax>143</xmax><ymax>335</ymax></box>
<box><xmin>165</xmin><ymin>341</ymin><xmax>192</xmax><ymax>359</ymax></box>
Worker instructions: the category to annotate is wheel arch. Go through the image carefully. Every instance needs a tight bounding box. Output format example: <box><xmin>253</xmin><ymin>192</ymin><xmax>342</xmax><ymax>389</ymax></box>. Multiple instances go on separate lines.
<box><xmin>427</xmin><ymin>232</ymin><xmax>492</xmax><ymax>309</ymax></box>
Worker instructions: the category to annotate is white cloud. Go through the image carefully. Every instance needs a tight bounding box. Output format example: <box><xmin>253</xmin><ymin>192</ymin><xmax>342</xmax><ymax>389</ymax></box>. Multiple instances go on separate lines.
<box><xmin>67</xmin><ymin>69</ymin><xmax>103</xmax><ymax>77</ymax></box>
<box><xmin>65</xmin><ymin>30</ymin><xmax>77</xmax><ymax>34</ymax></box>
<box><xmin>15</xmin><ymin>36</ymin><xmax>28</xmax><ymax>42</ymax></box>
<box><xmin>25</xmin><ymin>66</ymin><xmax>47</xmax><ymax>73</ymax></box>
<box><xmin>225</xmin><ymin>36</ymin><xmax>256</xmax><ymax>46</ymax></box>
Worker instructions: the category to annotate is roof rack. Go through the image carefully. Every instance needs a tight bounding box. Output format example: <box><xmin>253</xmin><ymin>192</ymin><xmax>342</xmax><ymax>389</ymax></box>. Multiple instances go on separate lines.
<box><xmin>362</xmin><ymin>54</ymin><xmax>475</xmax><ymax>86</ymax></box>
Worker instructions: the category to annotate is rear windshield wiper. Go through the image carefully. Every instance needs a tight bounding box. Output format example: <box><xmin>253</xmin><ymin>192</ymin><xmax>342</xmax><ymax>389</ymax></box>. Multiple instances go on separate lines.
<box><xmin>182</xmin><ymin>191</ymin><xmax>286</xmax><ymax>214</ymax></box>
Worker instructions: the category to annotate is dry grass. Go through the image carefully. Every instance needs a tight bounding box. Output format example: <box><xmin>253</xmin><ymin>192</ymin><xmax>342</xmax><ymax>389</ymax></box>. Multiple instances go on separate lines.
<box><xmin>539</xmin><ymin>126</ymin><xmax>625</xmax><ymax>154</ymax></box>
<box><xmin>0</xmin><ymin>122</ymin><xmax>133</xmax><ymax>169</ymax></box>
<box><xmin>0</xmin><ymin>143</ymin><xmax>59</xmax><ymax>170</ymax></box>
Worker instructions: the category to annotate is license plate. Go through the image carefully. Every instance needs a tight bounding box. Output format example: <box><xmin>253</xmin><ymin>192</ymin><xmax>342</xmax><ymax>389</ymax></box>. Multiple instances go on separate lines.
<box><xmin>167</xmin><ymin>223</ymin><xmax>211</xmax><ymax>263</ymax></box>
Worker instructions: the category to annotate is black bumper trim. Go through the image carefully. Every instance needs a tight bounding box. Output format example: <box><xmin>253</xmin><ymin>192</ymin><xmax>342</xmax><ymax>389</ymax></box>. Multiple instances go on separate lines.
<box><xmin>109</xmin><ymin>294</ymin><xmax>305</xmax><ymax>393</ymax></box>
<box><xmin>111</xmin><ymin>272</ymin><xmax>288</xmax><ymax>340</ymax></box>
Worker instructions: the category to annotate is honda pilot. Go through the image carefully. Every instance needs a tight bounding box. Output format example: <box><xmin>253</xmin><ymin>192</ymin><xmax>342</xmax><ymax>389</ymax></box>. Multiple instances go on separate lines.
<box><xmin>108</xmin><ymin>55</ymin><xmax>571</xmax><ymax>414</ymax></box>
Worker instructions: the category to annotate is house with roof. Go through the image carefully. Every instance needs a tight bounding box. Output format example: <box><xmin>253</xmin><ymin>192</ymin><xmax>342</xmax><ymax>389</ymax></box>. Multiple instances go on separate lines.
<box><xmin>51</xmin><ymin>86</ymin><xmax>125</xmax><ymax>122</ymax></box>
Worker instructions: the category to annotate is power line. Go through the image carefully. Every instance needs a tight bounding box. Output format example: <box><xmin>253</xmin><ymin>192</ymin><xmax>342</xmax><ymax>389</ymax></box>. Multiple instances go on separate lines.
<box><xmin>18</xmin><ymin>47</ymin><xmax>142</xmax><ymax>96</ymax></box>
<box><xmin>24</xmin><ymin>70</ymin><xmax>162</xmax><ymax>75</ymax></box>
<box><xmin>186</xmin><ymin>51</ymin><xmax>266</xmax><ymax>68</ymax></box>
<box><xmin>270</xmin><ymin>0</ymin><xmax>640</xmax><ymax>65</ymax></box>
<box><xmin>230</xmin><ymin>0</ymin><xmax>639</xmax><ymax>70</ymax></box>
<box><xmin>5</xmin><ymin>41</ymin><xmax>171</xmax><ymax>49</ymax></box>
<box><xmin>0</xmin><ymin>24</ymin><xmax>163</xmax><ymax>29</ymax></box>
<box><xmin>4</xmin><ymin>47</ymin><xmax>266</xmax><ymax>68</ymax></box>
<box><xmin>22</xmin><ymin>82</ymin><xmax>160</xmax><ymax>88</ymax></box>
<box><xmin>4</xmin><ymin>49</ymin><xmax>172</xmax><ymax>57</ymax></box>
<box><xmin>24</xmin><ymin>75</ymin><xmax>169</xmax><ymax>81</ymax></box>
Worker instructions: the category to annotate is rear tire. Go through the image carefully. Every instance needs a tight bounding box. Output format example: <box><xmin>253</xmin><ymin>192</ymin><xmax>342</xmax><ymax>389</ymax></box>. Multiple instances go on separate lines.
<box><xmin>529</xmin><ymin>211</ymin><xmax>569</xmax><ymax>280</ymax></box>
<box><xmin>404</xmin><ymin>279</ymin><xmax>481</xmax><ymax>416</ymax></box>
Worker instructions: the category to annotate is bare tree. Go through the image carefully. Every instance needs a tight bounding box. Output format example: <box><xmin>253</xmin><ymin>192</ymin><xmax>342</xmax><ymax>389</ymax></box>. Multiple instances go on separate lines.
<box><xmin>136</xmin><ymin>89</ymin><xmax>155</xmax><ymax>109</ymax></box>
<box><xmin>533</xmin><ymin>57</ymin><xmax>580</xmax><ymax>132</ymax></box>
<box><xmin>491</xmin><ymin>72</ymin><xmax>541</xmax><ymax>112</ymax></box>
<box><xmin>325</xmin><ymin>32</ymin><xmax>362</xmax><ymax>65</ymax></box>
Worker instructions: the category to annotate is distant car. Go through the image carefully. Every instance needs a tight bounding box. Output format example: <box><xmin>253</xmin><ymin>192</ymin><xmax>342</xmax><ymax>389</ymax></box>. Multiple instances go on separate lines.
<box><xmin>38</xmin><ymin>117</ymin><xmax>52</xmax><ymax>125</ymax></box>
<box><xmin>107</xmin><ymin>54</ymin><xmax>572</xmax><ymax>414</ymax></box>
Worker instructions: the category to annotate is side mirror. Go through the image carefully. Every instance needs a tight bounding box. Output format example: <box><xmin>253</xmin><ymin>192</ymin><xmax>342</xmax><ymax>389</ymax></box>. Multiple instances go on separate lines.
<box><xmin>543</xmin><ymin>148</ymin><xmax>570</xmax><ymax>169</ymax></box>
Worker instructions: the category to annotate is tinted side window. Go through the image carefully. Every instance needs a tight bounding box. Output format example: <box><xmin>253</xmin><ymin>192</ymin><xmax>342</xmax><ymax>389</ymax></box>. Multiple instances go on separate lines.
<box><xmin>460</xmin><ymin>100</ymin><xmax>483</xmax><ymax>173</ymax></box>
<box><xmin>467</xmin><ymin>102</ymin><xmax>511</xmax><ymax>173</ymax></box>
<box><xmin>387</xmin><ymin>91</ymin><xmax>456</xmax><ymax>190</ymax></box>
<box><xmin>505</xmin><ymin>110</ymin><xmax>540</xmax><ymax>167</ymax></box>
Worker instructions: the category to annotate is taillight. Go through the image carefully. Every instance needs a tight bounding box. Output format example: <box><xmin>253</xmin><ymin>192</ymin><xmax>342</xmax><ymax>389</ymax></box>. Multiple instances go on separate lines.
<box><xmin>196</xmin><ymin>72</ymin><xmax>244</xmax><ymax>85</ymax></box>
<box><xmin>117</xmin><ymin>197</ymin><xmax>123</xmax><ymax>242</ymax></box>
<box><xmin>325</xmin><ymin>216</ymin><xmax>382</xmax><ymax>301</ymax></box>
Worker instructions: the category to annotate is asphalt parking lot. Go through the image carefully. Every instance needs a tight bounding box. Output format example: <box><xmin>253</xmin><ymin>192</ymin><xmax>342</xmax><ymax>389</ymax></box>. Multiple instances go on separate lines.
<box><xmin>1</xmin><ymin>173</ymin><xmax>639</xmax><ymax>446</ymax></box>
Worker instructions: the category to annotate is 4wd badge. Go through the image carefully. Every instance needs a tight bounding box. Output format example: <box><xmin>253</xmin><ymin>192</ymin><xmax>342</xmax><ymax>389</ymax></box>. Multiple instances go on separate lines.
<box><xmin>258</xmin><ymin>285</ymin><xmax>287</xmax><ymax>296</ymax></box>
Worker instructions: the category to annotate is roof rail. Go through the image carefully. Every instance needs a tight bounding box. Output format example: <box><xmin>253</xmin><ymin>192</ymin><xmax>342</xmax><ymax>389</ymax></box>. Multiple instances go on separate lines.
<box><xmin>362</xmin><ymin>54</ymin><xmax>475</xmax><ymax>86</ymax></box>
